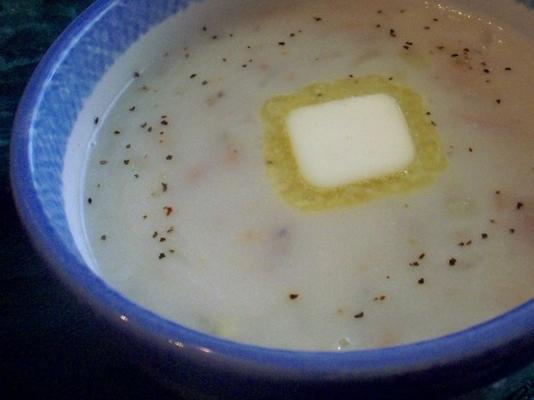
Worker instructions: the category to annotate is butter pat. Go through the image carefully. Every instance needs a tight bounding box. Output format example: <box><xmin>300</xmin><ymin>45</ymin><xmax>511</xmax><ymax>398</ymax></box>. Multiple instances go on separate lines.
<box><xmin>286</xmin><ymin>94</ymin><xmax>416</xmax><ymax>188</ymax></box>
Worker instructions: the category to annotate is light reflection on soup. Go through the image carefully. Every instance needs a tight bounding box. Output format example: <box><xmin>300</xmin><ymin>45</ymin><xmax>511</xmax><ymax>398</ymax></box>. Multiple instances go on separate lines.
<box><xmin>84</xmin><ymin>0</ymin><xmax>534</xmax><ymax>350</ymax></box>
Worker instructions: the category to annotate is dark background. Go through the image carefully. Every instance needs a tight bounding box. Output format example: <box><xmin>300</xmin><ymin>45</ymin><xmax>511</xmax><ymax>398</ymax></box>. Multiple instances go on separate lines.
<box><xmin>0</xmin><ymin>1</ymin><xmax>533</xmax><ymax>399</ymax></box>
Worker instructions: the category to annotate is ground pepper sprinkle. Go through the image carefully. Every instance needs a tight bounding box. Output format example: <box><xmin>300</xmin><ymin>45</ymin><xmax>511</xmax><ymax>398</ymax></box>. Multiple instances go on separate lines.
<box><xmin>163</xmin><ymin>206</ymin><xmax>173</xmax><ymax>216</ymax></box>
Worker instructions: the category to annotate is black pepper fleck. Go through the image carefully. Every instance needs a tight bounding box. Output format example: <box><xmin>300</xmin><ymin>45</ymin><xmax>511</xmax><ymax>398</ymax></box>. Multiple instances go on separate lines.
<box><xmin>289</xmin><ymin>293</ymin><xmax>299</xmax><ymax>300</ymax></box>
<box><xmin>481</xmin><ymin>233</ymin><xmax>488</xmax><ymax>239</ymax></box>
<box><xmin>158</xmin><ymin>253</ymin><xmax>166</xmax><ymax>260</ymax></box>
<box><xmin>166</xmin><ymin>155</ymin><xmax>173</xmax><ymax>160</ymax></box>
<box><xmin>418</xmin><ymin>278</ymin><xmax>425</xmax><ymax>284</ymax></box>
<box><xmin>516</xmin><ymin>202</ymin><xmax>524</xmax><ymax>210</ymax></box>
<box><xmin>163</xmin><ymin>206</ymin><xmax>173</xmax><ymax>216</ymax></box>
<box><xmin>354</xmin><ymin>312</ymin><xmax>364</xmax><ymax>319</ymax></box>
<box><xmin>449</xmin><ymin>258</ymin><xmax>457</xmax><ymax>266</ymax></box>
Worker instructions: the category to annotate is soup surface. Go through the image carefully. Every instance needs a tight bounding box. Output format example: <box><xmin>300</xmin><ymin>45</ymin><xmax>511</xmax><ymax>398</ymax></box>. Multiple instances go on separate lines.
<box><xmin>84</xmin><ymin>0</ymin><xmax>534</xmax><ymax>350</ymax></box>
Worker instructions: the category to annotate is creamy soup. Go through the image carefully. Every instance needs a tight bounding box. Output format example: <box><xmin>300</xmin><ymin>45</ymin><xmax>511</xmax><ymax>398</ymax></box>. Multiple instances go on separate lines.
<box><xmin>83</xmin><ymin>0</ymin><xmax>534</xmax><ymax>350</ymax></box>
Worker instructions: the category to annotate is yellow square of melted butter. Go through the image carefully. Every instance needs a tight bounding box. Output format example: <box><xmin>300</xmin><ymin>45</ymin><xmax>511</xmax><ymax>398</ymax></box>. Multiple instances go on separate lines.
<box><xmin>262</xmin><ymin>76</ymin><xmax>448</xmax><ymax>211</ymax></box>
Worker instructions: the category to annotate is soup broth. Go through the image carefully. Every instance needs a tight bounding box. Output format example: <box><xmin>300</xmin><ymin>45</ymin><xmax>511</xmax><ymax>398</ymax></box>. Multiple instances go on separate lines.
<box><xmin>83</xmin><ymin>0</ymin><xmax>534</xmax><ymax>350</ymax></box>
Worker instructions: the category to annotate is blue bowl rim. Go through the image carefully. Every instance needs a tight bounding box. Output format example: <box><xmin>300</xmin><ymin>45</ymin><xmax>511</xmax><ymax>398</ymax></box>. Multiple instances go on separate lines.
<box><xmin>9</xmin><ymin>0</ymin><xmax>534</xmax><ymax>383</ymax></box>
